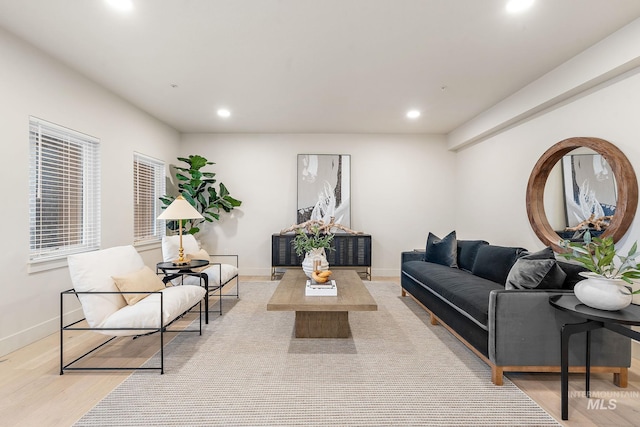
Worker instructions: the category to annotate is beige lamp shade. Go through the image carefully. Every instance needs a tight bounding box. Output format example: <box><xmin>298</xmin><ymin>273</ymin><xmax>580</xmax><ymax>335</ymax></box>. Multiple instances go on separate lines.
<box><xmin>157</xmin><ymin>195</ymin><xmax>203</xmax><ymax>265</ymax></box>
<box><xmin>157</xmin><ymin>195</ymin><xmax>203</xmax><ymax>220</ymax></box>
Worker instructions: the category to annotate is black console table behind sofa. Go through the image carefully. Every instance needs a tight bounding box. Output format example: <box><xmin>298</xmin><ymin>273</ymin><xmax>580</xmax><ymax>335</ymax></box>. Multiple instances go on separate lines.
<box><xmin>271</xmin><ymin>233</ymin><xmax>371</xmax><ymax>280</ymax></box>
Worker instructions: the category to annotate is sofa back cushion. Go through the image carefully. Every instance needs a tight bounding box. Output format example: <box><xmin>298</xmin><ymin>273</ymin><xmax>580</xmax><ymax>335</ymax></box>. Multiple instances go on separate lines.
<box><xmin>557</xmin><ymin>260</ymin><xmax>589</xmax><ymax>290</ymax></box>
<box><xmin>457</xmin><ymin>240</ymin><xmax>489</xmax><ymax>272</ymax></box>
<box><xmin>471</xmin><ymin>245</ymin><xmax>527</xmax><ymax>285</ymax></box>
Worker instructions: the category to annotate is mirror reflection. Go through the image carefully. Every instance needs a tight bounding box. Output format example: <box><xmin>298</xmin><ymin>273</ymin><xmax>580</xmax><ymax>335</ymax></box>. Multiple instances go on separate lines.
<box><xmin>543</xmin><ymin>148</ymin><xmax>617</xmax><ymax>241</ymax></box>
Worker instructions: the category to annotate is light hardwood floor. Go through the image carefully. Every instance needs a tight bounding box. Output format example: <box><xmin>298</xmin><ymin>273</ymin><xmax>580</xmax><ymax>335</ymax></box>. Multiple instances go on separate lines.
<box><xmin>1</xmin><ymin>276</ymin><xmax>638</xmax><ymax>426</ymax></box>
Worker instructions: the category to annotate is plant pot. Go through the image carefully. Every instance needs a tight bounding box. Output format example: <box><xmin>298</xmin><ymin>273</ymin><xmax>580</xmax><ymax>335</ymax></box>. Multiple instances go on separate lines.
<box><xmin>302</xmin><ymin>248</ymin><xmax>329</xmax><ymax>278</ymax></box>
<box><xmin>574</xmin><ymin>273</ymin><xmax>633</xmax><ymax>311</ymax></box>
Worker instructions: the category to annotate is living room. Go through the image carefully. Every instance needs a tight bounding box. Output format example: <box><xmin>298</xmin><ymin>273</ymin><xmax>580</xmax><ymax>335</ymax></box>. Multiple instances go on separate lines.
<box><xmin>1</xmin><ymin>1</ymin><xmax>640</xmax><ymax>426</ymax></box>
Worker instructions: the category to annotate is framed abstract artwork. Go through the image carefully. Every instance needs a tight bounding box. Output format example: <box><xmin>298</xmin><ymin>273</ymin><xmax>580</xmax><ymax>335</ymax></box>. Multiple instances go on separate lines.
<box><xmin>562</xmin><ymin>153</ymin><xmax>617</xmax><ymax>228</ymax></box>
<box><xmin>297</xmin><ymin>154</ymin><xmax>351</xmax><ymax>227</ymax></box>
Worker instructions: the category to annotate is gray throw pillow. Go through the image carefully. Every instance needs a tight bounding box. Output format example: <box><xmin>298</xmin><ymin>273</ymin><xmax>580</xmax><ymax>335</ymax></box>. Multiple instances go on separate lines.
<box><xmin>505</xmin><ymin>247</ymin><xmax>567</xmax><ymax>290</ymax></box>
<box><xmin>425</xmin><ymin>231</ymin><xmax>458</xmax><ymax>268</ymax></box>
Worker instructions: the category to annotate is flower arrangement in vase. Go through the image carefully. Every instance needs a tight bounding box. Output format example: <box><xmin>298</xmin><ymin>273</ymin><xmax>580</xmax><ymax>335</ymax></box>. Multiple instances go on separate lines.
<box><xmin>560</xmin><ymin>231</ymin><xmax>640</xmax><ymax>310</ymax></box>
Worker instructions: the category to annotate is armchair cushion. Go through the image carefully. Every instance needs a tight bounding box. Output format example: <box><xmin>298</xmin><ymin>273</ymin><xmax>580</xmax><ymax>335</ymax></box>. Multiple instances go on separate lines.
<box><xmin>112</xmin><ymin>266</ymin><xmax>166</xmax><ymax>305</ymax></box>
<box><xmin>101</xmin><ymin>285</ymin><xmax>206</xmax><ymax>335</ymax></box>
<box><xmin>183</xmin><ymin>264</ymin><xmax>239</xmax><ymax>287</ymax></box>
<box><xmin>162</xmin><ymin>235</ymin><xmax>238</xmax><ymax>287</ymax></box>
<box><xmin>162</xmin><ymin>235</ymin><xmax>200</xmax><ymax>263</ymax></box>
<box><xmin>68</xmin><ymin>245</ymin><xmax>144</xmax><ymax>328</ymax></box>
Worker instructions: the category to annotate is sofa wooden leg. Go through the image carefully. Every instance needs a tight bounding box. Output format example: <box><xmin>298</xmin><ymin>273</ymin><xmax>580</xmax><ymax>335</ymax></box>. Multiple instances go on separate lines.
<box><xmin>614</xmin><ymin>368</ymin><xmax>628</xmax><ymax>388</ymax></box>
<box><xmin>491</xmin><ymin>366</ymin><xmax>504</xmax><ymax>386</ymax></box>
<box><xmin>401</xmin><ymin>288</ymin><xmax>406</xmax><ymax>297</ymax></box>
<box><xmin>429</xmin><ymin>314</ymin><xmax>438</xmax><ymax>325</ymax></box>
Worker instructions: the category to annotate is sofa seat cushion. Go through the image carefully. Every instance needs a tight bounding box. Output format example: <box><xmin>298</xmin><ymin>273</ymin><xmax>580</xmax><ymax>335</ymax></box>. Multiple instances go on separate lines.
<box><xmin>403</xmin><ymin>261</ymin><xmax>503</xmax><ymax>329</ymax></box>
<box><xmin>101</xmin><ymin>285</ymin><xmax>206</xmax><ymax>336</ymax></box>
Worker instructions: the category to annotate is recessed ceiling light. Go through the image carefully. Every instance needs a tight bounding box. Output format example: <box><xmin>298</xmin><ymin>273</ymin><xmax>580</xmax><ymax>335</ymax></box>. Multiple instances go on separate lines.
<box><xmin>406</xmin><ymin>110</ymin><xmax>421</xmax><ymax>119</ymax></box>
<box><xmin>506</xmin><ymin>0</ymin><xmax>534</xmax><ymax>13</ymax></box>
<box><xmin>105</xmin><ymin>0</ymin><xmax>133</xmax><ymax>12</ymax></box>
<box><xmin>217</xmin><ymin>108</ymin><xmax>231</xmax><ymax>118</ymax></box>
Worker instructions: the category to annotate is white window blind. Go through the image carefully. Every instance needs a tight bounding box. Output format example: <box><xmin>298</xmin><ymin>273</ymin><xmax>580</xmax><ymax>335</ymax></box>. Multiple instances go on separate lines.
<box><xmin>28</xmin><ymin>117</ymin><xmax>101</xmax><ymax>262</ymax></box>
<box><xmin>133</xmin><ymin>152</ymin><xmax>165</xmax><ymax>245</ymax></box>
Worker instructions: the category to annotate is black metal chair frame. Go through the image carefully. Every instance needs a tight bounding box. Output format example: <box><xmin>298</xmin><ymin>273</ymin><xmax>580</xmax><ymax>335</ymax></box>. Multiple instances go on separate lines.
<box><xmin>60</xmin><ymin>288</ymin><xmax>203</xmax><ymax>375</ymax></box>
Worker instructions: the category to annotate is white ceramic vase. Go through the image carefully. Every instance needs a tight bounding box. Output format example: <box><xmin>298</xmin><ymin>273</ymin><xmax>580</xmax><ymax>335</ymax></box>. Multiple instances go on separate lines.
<box><xmin>574</xmin><ymin>273</ymin><xmax>633</xmax><ymax>311</ymax></box>
<box><xmin>302</xmin><ymin>248</ymin><xmax>329</xmax><ymax>278</ymax></box>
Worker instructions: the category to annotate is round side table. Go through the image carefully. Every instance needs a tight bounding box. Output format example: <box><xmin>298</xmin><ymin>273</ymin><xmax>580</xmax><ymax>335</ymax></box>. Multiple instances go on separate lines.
<box><xmin>549</xmin><ymin>295</ymin><xmax>640</xmax><ymax>420</ymax></box>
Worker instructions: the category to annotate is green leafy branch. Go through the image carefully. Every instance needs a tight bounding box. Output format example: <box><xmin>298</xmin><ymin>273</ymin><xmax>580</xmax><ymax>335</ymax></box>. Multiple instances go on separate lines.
<box><xmin>560</xmin><ymin>231</ymin><xmax>640</xmax><ymax>290</ymax></box>
<box><xmin>291</xmin><ymin>226</ymin><xmax>335</xmax><ymax>257</ymax></box>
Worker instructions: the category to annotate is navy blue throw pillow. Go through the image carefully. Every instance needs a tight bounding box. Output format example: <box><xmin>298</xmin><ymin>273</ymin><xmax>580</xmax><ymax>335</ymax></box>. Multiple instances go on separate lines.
<box><xmin>425</xmin><ymin>231</ymin><xmax>458</xmax><ymax>268</ymax></box>
<box><xmin>505</xmin><ymin>247</ymin><xmax>567</xmax><ymax>290</ymax></box>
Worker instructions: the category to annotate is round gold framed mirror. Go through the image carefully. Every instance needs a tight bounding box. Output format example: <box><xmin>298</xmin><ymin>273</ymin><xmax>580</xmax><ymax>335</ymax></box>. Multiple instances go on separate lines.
<box><xmin>526</xmin><ymin>137</ymin><xmax>638</xmax><ymax>252</ymax></box>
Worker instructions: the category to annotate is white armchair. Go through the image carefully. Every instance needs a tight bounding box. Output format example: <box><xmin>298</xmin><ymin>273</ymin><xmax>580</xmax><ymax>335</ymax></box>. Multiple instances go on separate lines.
<box><xmin>161</xmin><ymin>235</ymin><xmax>239</xmax><ymax>320</ymax></box>
<box><xmin>61</xmin><ymin>245</ymin><xmax>206</xmax><ymax>374</ymax></box>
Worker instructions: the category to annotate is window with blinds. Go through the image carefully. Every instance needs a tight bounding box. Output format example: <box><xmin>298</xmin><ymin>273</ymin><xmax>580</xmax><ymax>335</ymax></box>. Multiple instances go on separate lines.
<box><xmin>28</xmin><ymin>117</ymin><xmax>101</xmax><ymax>262</ymax></box>
<box><xmin>133</xmin><ymin>153</ymin><xmax>166</xmax><ymax>245</ymax></box>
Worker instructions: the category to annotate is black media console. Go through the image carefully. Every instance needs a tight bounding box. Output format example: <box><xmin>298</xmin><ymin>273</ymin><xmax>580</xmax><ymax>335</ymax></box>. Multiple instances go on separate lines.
<box><xmin>271</xmin><ymin>233</ymin><xmax>372</xmax><ymax>280</ymax></box>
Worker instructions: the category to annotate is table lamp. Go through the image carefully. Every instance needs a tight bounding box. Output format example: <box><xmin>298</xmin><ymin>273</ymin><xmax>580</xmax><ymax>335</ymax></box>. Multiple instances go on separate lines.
<box><xmin>157</xmin><ymin>195</ymin><xmax>204</xmax><ymax>265</ymax></box>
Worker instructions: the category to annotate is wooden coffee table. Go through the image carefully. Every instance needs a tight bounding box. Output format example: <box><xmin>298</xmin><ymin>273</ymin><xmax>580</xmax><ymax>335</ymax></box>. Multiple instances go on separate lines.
<box><xmin>267</xmin><ymin>269</ymin><xmax>377</xmax><ymax>338</ymax></box>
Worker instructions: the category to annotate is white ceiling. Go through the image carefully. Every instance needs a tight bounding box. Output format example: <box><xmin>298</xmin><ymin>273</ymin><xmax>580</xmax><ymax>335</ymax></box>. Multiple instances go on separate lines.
<box><xmin>1</xmin><ymin>0</ymin><xmax>640</xmax><ymax>134</ymax></box>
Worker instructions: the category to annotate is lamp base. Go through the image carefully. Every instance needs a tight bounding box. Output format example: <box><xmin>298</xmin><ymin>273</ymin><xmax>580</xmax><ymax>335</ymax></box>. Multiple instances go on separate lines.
<box><xmin>172</xmin><ymin>258</ymin><xmax>191</xmax><ymax>266</ymax></box>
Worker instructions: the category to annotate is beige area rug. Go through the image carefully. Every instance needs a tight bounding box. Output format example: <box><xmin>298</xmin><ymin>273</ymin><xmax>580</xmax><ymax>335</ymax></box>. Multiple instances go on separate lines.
<box><xmin>74</xmin><ymin>281</ymin><xmax>560</xmax><ymax>426</ymax></box>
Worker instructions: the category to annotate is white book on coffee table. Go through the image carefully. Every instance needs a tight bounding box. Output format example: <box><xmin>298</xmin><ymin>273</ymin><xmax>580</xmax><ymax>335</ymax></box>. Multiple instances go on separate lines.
<box><xmin>305</xmin><ymin>280</ymin><xmax>337</xmax><ymax>296</ymax></box>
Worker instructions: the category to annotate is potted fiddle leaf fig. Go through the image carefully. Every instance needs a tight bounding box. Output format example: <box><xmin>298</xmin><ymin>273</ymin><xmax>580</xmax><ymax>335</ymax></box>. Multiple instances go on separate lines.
<box><xmin>560</xmin><ymin>231</ymin><xmax>640</xmax><ymax>310</ymax></box>
<box><xmin>160</xmin><ymin>154</ymin><xmax>242</xmax><ymax>235</ymax></box>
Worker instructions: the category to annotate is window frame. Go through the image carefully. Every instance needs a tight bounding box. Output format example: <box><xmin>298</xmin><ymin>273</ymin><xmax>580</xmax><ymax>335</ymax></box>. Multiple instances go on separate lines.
<box><xmin>28</xmin><ymin>117</ymin><xmax>101</xmax><ymax>264</ymax></box>
<box><xmin>133</xmin><ymin>152</ymin><xmax>166</xmax><ymax>246</ymax></box>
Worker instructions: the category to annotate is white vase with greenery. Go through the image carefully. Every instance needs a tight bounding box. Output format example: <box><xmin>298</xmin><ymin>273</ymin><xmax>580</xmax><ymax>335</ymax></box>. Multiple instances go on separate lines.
<box><xmin>292</xmin><ymin>227</ymin><xmax>334</xmax><ymax>278</ymax></box>
<box><xmin>560</xmin><ymin>231</ymin><xmax>640</xmax><ymax>310</ymax></box>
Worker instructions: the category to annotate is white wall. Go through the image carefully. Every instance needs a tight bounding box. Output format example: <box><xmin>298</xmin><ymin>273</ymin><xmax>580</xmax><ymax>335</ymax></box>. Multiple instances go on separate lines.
<box><xmin>454</xmin><ymin>67</ymin><xmax>640</xmax><ymax>254</ymax></box>
<box><xmin>179</xmin><ymin>133</ymin><xmax>457</xmax><ymax>277</ymax></box>
<box><xmin>0</xmin><ymin>28</ymin><xmax>180</xmax><ymax>356</ymax></box>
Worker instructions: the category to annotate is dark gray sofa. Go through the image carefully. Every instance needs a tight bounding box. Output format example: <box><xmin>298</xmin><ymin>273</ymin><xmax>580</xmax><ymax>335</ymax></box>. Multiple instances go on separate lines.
<box><xmin>401</xmin><ymin>239</ymin><xmax>631</xmax><ymax>386</ymax></box>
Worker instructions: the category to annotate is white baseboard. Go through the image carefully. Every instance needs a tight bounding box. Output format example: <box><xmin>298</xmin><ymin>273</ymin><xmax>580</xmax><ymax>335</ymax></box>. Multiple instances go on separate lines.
<box><xmin>0</xmin><ymin>307</ymin><xmax>84</xmax><ymax>358</ymax></box>
<box><xmin>371</xmin><ymin>268</ymin><xmax>400</xmax><ymax>278</ymax></box>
